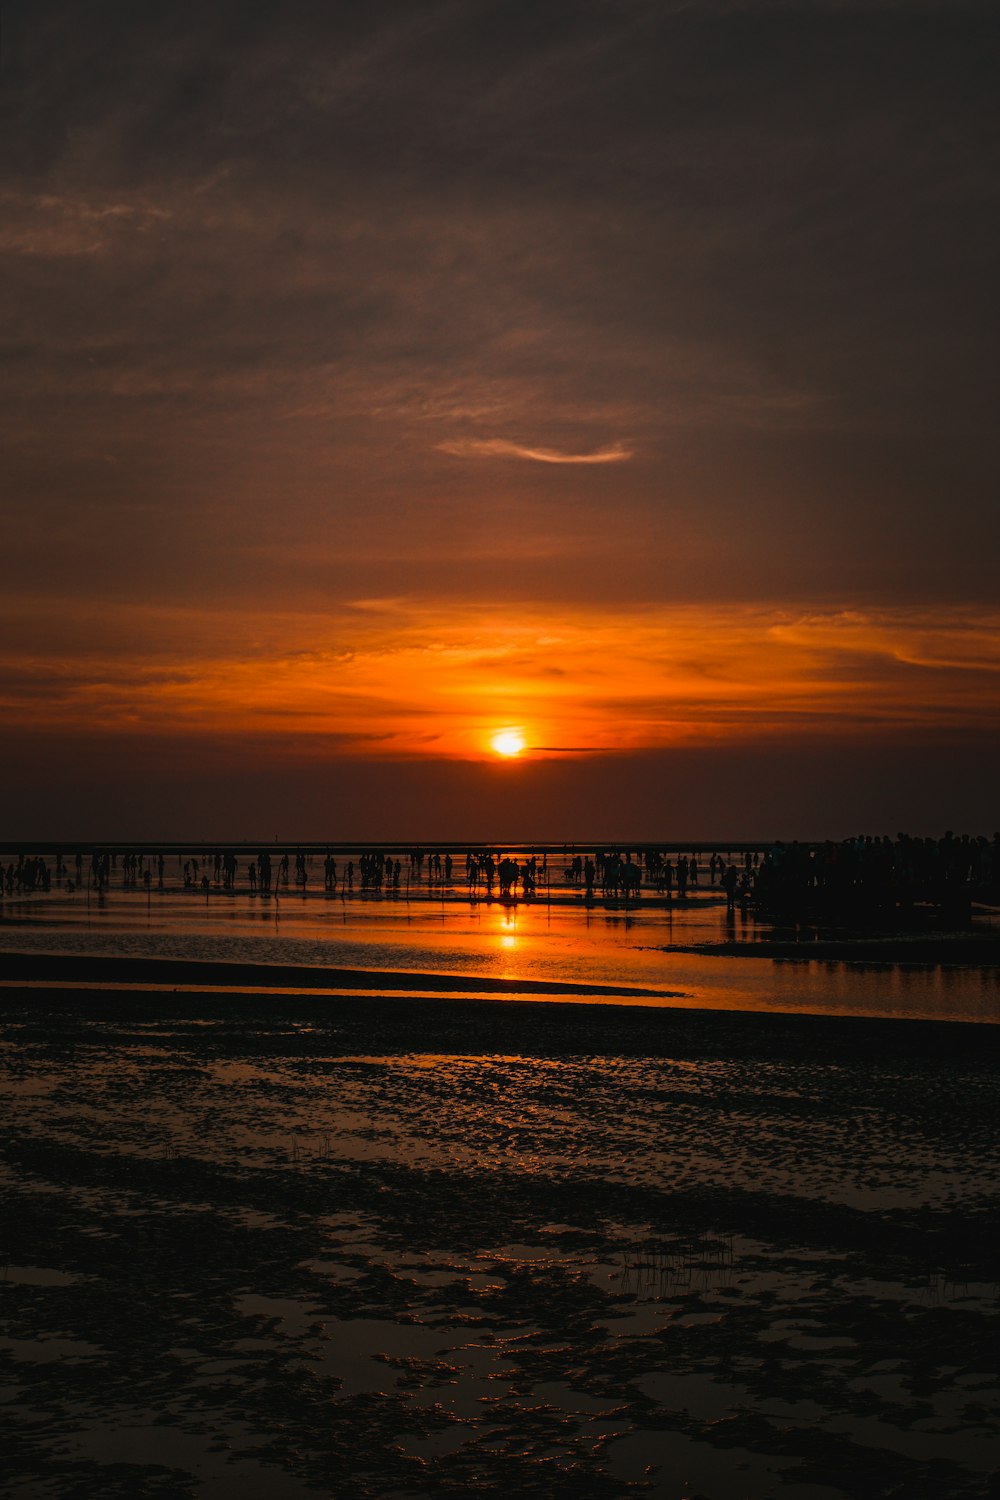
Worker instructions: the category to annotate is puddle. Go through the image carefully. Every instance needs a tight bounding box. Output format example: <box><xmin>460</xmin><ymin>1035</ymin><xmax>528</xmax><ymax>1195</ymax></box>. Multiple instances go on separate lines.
<box><xmin>2</xmin><ymin>1265</ymin><xmax>79</xmax><ymax>1287</ymax></box>
<box><xmin>637</xmin><ymin>1370</ymin><xmax>751</xmax><ymax>1419</ymax></box>
<box><xmin>71</xmin><ymin>1420</ymin><xmax>322</xmax><ymax>1499</ymax></box>
<box><xmin>606</xmin><ymin>1428</ymin><xmax>795</xmax><ymax>1497</ymax></box>
<box><xmin>0</xmin><ymin>1336</ymin><xmax>102</xmax><ymax>1364</ymax></box>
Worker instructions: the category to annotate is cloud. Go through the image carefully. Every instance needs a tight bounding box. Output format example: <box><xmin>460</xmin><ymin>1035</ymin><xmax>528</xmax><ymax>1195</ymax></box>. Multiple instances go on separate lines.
<box><xmin>3</xmin><ymin>0</ymin><xmax>998</xmax><ymax>643</ymax></box>
<box><xmin>437</xmin><ymin>438</ymin><xmax>632</xmax><ymax>465</ymax></box>
<box><xmin>1</xmin><ymin>597</ymin><xmax>998</xmax><ymax>762</ymax></box>
<box><xmin>0</xmin><ymin>190</ymin><xmax>173</xmax><ymax>259</ymax></box>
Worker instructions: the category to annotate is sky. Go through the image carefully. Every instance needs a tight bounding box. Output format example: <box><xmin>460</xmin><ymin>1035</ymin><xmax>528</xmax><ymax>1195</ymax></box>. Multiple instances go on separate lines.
<box><xmin>3</xmin><ymin>0</ymin><xmax>999</xmax><ymax>841</ymax></box>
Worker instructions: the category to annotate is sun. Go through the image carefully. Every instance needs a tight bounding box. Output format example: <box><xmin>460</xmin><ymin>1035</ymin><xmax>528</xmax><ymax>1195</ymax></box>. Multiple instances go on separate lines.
<box><xmin>491</xmin><ymin>729</ymin><xmax>526</xmax><ymax>758</ymax></box>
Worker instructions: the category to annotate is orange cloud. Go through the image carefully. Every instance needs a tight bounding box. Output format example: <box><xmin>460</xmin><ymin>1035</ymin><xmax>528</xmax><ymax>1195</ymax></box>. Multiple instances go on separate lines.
<box><xmin>2</xmin><ymin>599</ymin><xmax>998</xmax><ymax>761</ymax></box>
<box><xmin>437</xmin><ymin>438</ymin><xmax>632</xmax><ymax>464</ymax></box>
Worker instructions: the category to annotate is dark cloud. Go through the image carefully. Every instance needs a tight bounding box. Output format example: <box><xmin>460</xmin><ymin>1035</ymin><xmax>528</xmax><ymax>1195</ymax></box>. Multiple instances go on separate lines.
<box><xmin>2</xmin><ymin>0</ymin><xmax>998</xmax><ymax>830</ymax></box>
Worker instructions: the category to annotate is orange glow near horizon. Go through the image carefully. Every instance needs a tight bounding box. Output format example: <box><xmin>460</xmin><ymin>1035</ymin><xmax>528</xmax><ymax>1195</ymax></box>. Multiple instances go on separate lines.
<box><xmin>2</xmin><ymin>597</ymin><xmax>999</xmax><ymax>760</ymax></box>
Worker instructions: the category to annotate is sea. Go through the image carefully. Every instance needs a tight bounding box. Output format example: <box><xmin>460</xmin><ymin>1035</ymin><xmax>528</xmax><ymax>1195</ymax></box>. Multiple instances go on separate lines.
<box><xmin>2</xmin><ymin>850</ymin><xmax>999</xmax><ymax>1023</ymax></box>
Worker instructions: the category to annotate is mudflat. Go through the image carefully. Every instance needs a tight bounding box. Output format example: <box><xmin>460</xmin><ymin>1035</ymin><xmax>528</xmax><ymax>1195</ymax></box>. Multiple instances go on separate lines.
<box><xmin>2</xmin><ymin>974</ymin><xmax>998</xmax><ymax>1499</ymax></box>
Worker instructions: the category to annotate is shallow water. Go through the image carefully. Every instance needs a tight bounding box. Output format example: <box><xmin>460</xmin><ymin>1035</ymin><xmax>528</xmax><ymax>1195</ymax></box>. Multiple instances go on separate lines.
<box><xmin>3</xmin><ymin>880</ymin><xmax>999</xmax><ymax>1022</ymax></box>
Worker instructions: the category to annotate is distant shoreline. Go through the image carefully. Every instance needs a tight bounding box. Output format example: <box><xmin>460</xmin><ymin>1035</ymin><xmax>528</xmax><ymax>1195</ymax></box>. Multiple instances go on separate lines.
<box><xmin>0</xmin><ymin>838</ymin><xmax>847</xmax><ymax>856</ymax></box>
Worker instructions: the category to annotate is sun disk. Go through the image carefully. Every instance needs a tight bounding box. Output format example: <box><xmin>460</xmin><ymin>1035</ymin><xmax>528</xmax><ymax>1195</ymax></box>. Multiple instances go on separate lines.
<box><xmin>491</xmin><ymin>730</ymin><xmax>526</xmax><ymax>757</ymax></box>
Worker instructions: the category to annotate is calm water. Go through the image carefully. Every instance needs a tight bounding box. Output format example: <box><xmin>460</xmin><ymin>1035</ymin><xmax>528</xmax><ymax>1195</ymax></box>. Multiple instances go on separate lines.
<box><xmin>3</xmin><ymin>876</ymin><xmax>999</xmax><ymax>1023</ymax></box>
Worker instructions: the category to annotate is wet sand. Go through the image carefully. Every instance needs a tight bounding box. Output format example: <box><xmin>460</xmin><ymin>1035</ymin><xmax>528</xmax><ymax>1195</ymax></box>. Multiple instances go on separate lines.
<box><xmin>6</xmin><ymin>930</ymin><xmax>1000</xmax><ymax>985</ymax></box>
<box><xmin>667</xmin><ymin>935</ymin><xmax>1000</xmax><ymax>966</ymax></box>
<box><xmin>2</xmin><ymin>969</ymin><xmax>999</xmax><ymax>1499</ymax></box>
<box><xmin>0</xmin><ymin>950</ymin><xmax>682</xmax><ymax>1001</ymax></box>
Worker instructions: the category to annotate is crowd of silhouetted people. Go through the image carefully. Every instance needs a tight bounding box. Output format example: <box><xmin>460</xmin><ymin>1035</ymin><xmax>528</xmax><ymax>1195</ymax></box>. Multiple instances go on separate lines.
<box><xmin>752</xmin><ymin>832</ymin><xmax>1000</xmax><ymax>916</ymax></box>
<box><xmin>2</xmin><ymin>856</ymin><xmax>53</xmax><ymax>894</ymax></box>
<box><xmin>1</xmin><ymin>833</ymin><xmax>997</xmax><ymax>919</ymax></box>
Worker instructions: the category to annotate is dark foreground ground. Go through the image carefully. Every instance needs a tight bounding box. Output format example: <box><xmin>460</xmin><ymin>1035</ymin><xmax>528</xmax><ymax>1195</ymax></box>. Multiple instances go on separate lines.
<box><xmin>2</xmin><ymin>964</ymin><xmax>999</xmax><ymax>1499</ymax></box>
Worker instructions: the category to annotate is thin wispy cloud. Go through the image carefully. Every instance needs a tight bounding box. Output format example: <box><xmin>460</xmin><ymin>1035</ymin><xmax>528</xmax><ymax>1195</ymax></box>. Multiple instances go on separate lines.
<box><xmin>437</xmin><ymin>438</ymin><xmax>633</xmax><ymax>465</ymax></box>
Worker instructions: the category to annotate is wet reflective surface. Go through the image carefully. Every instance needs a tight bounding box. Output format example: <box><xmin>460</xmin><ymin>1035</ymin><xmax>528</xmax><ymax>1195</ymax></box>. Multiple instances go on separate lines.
<box><xmin>3</xmin><ymin>878</ymin><xmax>1000</xmax><ymax>1022</ymax></box>
<box><xmin>2</xmin><ymin>867</ymin><xmax>999</xmax><ymax>1495</ymax></box>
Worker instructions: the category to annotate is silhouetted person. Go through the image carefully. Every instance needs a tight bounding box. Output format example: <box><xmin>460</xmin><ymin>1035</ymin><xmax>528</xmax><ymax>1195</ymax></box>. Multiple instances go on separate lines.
<box><xmin>722</xmin><ymin>863</ymin><xmax>739</xmax><ymax>911</ymax></box>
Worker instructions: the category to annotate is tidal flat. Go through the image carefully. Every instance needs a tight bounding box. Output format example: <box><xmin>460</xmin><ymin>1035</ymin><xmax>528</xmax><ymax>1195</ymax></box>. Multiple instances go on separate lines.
<box><xmin>2</xmin><ymin>983</ymin><xmax>998</xmax><ymax>1499</ymax></box>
